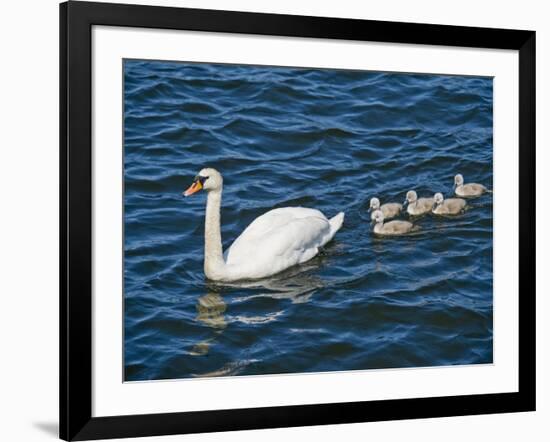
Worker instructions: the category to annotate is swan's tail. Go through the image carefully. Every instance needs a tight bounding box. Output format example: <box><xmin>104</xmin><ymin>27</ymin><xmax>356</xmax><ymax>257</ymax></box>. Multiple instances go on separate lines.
<box><xmin>328</xmin><ymin>212</ymin><xmax>345</xmax><ymax>237</ymax></box>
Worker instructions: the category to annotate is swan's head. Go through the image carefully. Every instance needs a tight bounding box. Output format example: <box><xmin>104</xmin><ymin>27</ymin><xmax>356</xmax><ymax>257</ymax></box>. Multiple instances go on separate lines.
<box><xmin>454</xmin><ymin>174</ymin><xmax>464</xmax><ymax>187</ymax></box>
<box><xmin>372</xmin><ymin>209</ymin><xmax>385</xmax><ymax>224</ymax></box>
<box><xmin>369</xmin><ymin>197</ymin><xmax>380</xmax><ymax>211</ymax></box>
<box><xmin>183</xmin><ymin>168</ymin><xmax>223</xmax><ymax>196</ymax></box>
<box><xmin>433</xmin><ymin>192</ymin><xmax>444</xmax><ymax>206</ymax></box>
<box><xmin>404</xmin><ymin>190</ymin><xmax>417</xmax><ymax>205</ymax></box>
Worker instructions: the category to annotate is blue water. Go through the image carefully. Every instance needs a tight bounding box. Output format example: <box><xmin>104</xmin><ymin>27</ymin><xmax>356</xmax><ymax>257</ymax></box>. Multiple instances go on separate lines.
<box><xmin>124</xmin><ymin>60</ymin><xmax>493</xmax><ymax>381</ymax></box>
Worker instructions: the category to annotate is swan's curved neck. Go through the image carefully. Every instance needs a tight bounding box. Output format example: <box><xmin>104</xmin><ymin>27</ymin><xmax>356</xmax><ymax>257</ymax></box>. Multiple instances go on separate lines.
<box><xmin>204</xmin><ymin>189</ymin><xmax>226</xmax><ymax>279</ymax></box>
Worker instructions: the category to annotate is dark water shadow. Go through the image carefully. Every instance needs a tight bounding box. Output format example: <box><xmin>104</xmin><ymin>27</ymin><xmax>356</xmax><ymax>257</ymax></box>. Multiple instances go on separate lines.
<box><xmin>33</xmin><ymin>421</ymin><xmax>58</xmax><ymax>438</ymax></box>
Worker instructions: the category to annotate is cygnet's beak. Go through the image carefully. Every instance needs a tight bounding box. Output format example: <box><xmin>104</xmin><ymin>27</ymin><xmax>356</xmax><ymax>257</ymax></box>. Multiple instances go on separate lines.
<box><xmin>183</xmin><ymin>177</ymin><xmax>203</xmax><ymax>197</ymax></box>
<box><xmin>403</xmin><ymin>198</ymin><xmax>409</xmax><ymax>206</ymax></box>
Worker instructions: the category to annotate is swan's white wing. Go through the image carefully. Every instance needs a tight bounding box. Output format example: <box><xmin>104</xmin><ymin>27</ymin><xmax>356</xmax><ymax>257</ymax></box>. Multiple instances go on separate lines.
<box><xmin>226</xmin><ymin>207</ymin><xmax>327</xmax><ymax>255</ymax></box>
<box><xmin>224</xmin><ymin>207</ymin><xmax>332</xmax><ymax>278</ymax></box>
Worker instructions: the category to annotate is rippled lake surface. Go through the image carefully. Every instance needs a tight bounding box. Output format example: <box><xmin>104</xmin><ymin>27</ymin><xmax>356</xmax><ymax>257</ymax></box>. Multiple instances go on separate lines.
<box><xmin>124</xmin><ymin>60</ymin><xmax>493</xmax><ymax>381</ymax></box>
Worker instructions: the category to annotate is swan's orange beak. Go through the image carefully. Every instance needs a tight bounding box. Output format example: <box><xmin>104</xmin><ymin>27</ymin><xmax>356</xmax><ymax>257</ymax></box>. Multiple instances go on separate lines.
<box><xmin>183</xmin><ymin>180</ymin><xmax>203</xmax><ymax>197</ymax></box>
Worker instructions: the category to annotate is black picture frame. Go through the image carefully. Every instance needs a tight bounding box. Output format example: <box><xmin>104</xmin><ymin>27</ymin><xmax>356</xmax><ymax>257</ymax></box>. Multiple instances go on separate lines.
<box><xmin>60</xmin><ymin>1</ymin><xmax>536</xmax><ymax>440</ymax></box>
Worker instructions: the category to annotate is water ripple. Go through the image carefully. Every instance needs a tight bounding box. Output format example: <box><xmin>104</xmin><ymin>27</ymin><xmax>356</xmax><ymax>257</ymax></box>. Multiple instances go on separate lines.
<box><xmin>124</xmin><ymin>60</ymin><xmax>493</xmax><ymax>381</ymax></box>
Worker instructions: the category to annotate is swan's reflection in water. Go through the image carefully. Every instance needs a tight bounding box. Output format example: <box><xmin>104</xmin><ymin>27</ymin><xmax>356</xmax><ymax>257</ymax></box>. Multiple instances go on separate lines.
<box><xmin>190</xmin><ymin>259</ymin><xmax>328</xmax><ymax>358</ymax></box>
<box><xmin>195</xmin><ymin>292</ymin><xmax>227</xmax><ymax>329</ymax></box>
<box><xmin>224</xmin><ymin>262</ymin><xmax>326</xmax><ymax>305</ymax></box>
<box><xmin>189</xmin><ymin>292</ymin><xmax>226</xmax><ymax>356</ymax></box>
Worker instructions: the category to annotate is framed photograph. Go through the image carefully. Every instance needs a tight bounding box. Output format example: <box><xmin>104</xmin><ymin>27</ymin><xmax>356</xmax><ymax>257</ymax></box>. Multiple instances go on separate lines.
<box><xmin>60</xmin><ymin>1</ymin><xmax>536</xmax><ymax>440</ymax></box>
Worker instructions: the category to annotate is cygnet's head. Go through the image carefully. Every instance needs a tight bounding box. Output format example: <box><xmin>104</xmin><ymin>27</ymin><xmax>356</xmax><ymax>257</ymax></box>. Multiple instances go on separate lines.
<box><xmin>404</xmin><ymin>190</ymin><xmax>418</xmax><ymax>204</ymax></box>
<box><xmin>369</xmin><ymin>197</ymin><xmax>380</xmax><ymax>211</ymax></box>
<box><xmin>433</xmin><ymin>192</ymin><xmax>444</xmax><ymax>205</ymax></box>
<box><xmin>454</xmin><ymin>174</ymin><xmax>464</xmax><ymax>186</ymax></box>
<box><xmin>183</xmin><ymin>168</ymin><xmax>223</xmax><ymax>196</ymax></box>
<box><xmin>372</xmin><ymin>209</ymin><xmax>385</xmax><ymax>224</ymax></box>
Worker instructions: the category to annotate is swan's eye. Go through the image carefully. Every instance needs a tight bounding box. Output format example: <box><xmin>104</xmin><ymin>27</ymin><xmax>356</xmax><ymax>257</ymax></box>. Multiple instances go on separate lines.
<box><xmin>195</xmin><ymin>175</ymin><xmax>209</xmax><ymax>184</ymax></box>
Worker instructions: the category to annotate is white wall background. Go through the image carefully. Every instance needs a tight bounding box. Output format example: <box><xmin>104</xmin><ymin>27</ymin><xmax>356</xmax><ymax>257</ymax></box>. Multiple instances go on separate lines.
<box><xmin>0</xmin><ymin>0</ymin><xmax>546</xmax><ymax>441</ymax></box>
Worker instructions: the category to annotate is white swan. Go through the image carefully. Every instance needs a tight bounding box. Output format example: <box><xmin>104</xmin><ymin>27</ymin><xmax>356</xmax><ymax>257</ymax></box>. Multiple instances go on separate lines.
<box><xmin>454</xmin><ymin>174</ymin><xmax>487</xmax><ymax>197</ymax></box>
<box><xmin>369</xmin><ymin>197</ymin><xmax>402</xmax><ymax>220</ymax></box>
<box><xmin>432</xmin><ymin>192</ymin><xmax>466</xmax><ymax>215</ymax></box>
<box><xmin>404</xmin><ymin>190</ymin><xmax>434</xmax><ymax>216</ymax></box>
<box><xmin>371</xmin><ymin>209</ymin><xmax>414</xmax><ymax>236</ymax></box>
<box><xmin>184</xmin><ymin>168</ymin><xmax>345</xmax><ymax>282</ymax></box>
